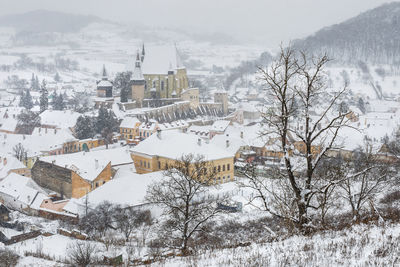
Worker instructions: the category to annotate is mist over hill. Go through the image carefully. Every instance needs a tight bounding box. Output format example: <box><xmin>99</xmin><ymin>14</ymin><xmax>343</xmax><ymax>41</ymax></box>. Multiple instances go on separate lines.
<box><xmin>293</xmin><ymin>2</ymin><xmax>400</xmax><ymax>65</ymax></box>
<box><xmin>0</xmin><ymin>9</ymin><xmax>105</xmax><ymax>33</ymax></box>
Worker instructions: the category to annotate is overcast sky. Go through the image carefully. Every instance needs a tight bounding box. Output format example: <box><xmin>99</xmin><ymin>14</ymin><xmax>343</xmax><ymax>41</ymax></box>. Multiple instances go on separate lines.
<box><xmin>0</xmin><ymin>0</ymin><xmax>396</xmax><ymax>45</ymax></box>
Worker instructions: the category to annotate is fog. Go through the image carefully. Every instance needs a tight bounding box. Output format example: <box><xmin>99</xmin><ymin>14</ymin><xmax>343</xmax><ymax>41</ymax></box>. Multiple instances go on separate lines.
<box><xmin>0</xmin><ymin>0</ymin><xmax>395</xmax><ymax>45</ymax></box>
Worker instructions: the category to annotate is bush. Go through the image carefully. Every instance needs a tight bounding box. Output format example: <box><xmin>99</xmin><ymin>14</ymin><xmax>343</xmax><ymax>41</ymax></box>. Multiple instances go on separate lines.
<box><xmin>67</xmin><ymin>241</ymin><xmax>97</xmax><ymax>267</ymax></box>
<box><xmin>0</xmin><ymin>249</ymin><xmax>20</xmax><ymax>267</ymax></box>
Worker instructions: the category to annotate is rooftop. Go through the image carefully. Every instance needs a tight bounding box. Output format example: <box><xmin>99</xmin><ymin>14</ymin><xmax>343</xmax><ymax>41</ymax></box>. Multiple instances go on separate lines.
<box><xmin>131</xmin><ymin>130</ymin><xmax>232</xmax><ymax>161</ymax></box>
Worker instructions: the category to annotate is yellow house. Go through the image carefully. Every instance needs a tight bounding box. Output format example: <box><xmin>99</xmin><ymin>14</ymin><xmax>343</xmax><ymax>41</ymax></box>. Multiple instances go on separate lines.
<box><xmin>32</xmin><ymin>153</ymin><xmax>112</xmax><ymax>199</ymax></box>
<box><xmin>131</xmin><ymin>130</ymin><xmax>234</xmax><ymax>184</ymax></box>
<box><xmin>119</xmin><ymin>117</ymin><xmax>141</xmax><ymax>143</ymax></box>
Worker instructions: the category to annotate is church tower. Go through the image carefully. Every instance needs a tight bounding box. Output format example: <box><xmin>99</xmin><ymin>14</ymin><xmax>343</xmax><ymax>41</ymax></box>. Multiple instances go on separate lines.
<box><xmin>131</xmin><ymin>51</ymin><xmax>145</xmax><ymax>107</ymax></box>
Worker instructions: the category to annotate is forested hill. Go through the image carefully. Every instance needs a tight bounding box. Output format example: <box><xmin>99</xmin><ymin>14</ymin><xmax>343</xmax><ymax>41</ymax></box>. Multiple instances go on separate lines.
<box><xmin>0</xmin><ymin>10</ymin><xmax>105</xmax><ymax>33</ymax></box>
<box><xmin>293</xmin><ymin>2</ymin><xmax>400</xmax><ymax>65</ymax></box>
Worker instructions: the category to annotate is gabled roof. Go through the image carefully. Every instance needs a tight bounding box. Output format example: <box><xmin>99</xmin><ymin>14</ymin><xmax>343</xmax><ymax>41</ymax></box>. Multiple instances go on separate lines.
<box><xmin>39</xmin><ymin>110</ymin><xmax>81</xmax><ymax>129</ymax></box>
<box><xmin>211</xmin><ymin>120</ymin><xmax>230</xmax><ymax>132</ymax></box>
<box><xmin>131</xmin><ymin>130</ymin><xmax>232</xmax><ymax>161</ymax></box>
<box><xmin>0</xmin><ymin>173</ymin><xmax>47</xmax><ymax>208</ymax></box>
<box><xmin>0</xmin><ymin>155</ymin><xmax>26</xmax><ymax>179</ymax></box>
<box><xmin>40</xmin><ymin>152</ymin><xmax>110</xmax><ymax>182</ymax></box>
<box><xmin>120</xmin><ymin>117</ymin><xmax>140</xmax><ymax>129</ymax></box>
<box><xmin>127</xmin><ymin>45</ymin><xmax>186</xmax><ymax>74</ymax></box>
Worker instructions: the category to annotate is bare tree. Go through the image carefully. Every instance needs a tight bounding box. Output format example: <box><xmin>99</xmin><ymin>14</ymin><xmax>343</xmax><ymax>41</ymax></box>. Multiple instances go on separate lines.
<box><xmin>13</xmin><ymin>143</ymin><xmax>27</xmax><ymax>162</ymax></box>
<box><xmin>67</xmin><ymin>241</ymin><xmax>97</xmax><ymax>267</ymax></box>
<box><xmin>339</xmin><ymin>143</ymin><xmax>391</xmax><ymax>222</ymax></box>
<box><xmin>113</xmin><ymin>206</ymin><xmax>152</xmax><ymax>241</ymax></box>
<box><xmin>145</xmin><ymin>154</ymin><xmax>226</xmax><ymax>255</ymax></box>
<box><xmin>254</xmin><ymin>46</ymin><xmax>351</xmax><ymax>229</ymax></box>
<box><xmin>79</xmin><ymin>201</ymin><xmax>115</xmax><ymax>239</ymax></box>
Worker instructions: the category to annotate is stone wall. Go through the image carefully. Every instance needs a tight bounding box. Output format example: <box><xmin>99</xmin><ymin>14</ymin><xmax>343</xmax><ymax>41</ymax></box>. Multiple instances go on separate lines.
<box><xmin>31</xmin><ymin>160</ymin><xmax>72</xmax><ymax>198</ymax></box>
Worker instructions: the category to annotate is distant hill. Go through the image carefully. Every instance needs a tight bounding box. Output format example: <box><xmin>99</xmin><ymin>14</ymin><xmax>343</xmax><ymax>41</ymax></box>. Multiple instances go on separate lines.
<box><xmin>0</xmin><ymin>10</ymin><xmax>105</xmax><ymax>33</ymax></box>
<box><xmin>293</xmin><ymin>2</ymin><xmax>400</xmax><ymax>65</ymax></box>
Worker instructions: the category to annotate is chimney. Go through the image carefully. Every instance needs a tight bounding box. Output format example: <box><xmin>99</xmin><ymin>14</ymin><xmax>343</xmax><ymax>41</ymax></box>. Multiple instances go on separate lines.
<box><xmin>240</xmin><ymin>131</ymin><xmax>244</xmax><ymax>139</ymax></box>
<box><xmin>3</xmin><ymin>157</ymin><xmax>7</xmax><ymax>166</ymax></box>
<box><xmin>157</xmin><ymin>129</ymin><xmax>161</xmax><ymax>139</ymax></box>
<box><xmin>95</xmin><ymin>159</ymin><xmax>99</xmax><ymax>169</ymax></box>
<box><xmin>226</xmin><ymin>140</ymin><xmax>230</xmax><ymax>148</ymax></box>
<box><xmin>197</xmin><ymin>138</ymin><xmax>202</xmax><ymax>146</ymax></box>
<box><xmin>54</xmin><ymin>129</ymin><xmax>57</xmax><ymax>134</ymax></box>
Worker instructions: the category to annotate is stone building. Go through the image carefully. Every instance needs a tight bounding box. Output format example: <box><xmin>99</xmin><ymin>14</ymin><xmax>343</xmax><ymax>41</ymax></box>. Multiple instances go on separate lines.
<box><xmin>128</xmin><ymin>44</ymin><xmax>189</xmax><ymax>101</ymax></box>
<box><xmin>31</xmin><ymin>153</ymin><xmax>112</xmax><ymax>199</ymax></box>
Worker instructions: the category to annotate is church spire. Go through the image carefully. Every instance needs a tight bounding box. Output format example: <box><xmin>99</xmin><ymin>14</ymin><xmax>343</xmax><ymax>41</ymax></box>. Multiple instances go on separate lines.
<box><xmin>132</xmin><ymin>50</ymin><xmax>144</xmax><ymax>81</ymax></box>
<box><xmin>101</xmin><ymin>64</ymin><xmax>108</xmax><ymax>80</ymax></box>
<box><xmin>141</xmin><ymin>43</ymin><xmax>145</xmax><ymax>62</ymax></box>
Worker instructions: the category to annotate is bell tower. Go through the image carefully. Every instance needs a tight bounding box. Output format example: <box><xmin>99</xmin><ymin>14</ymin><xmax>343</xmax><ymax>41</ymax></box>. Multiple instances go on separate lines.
<box><xmin>131</xmin><ymin>51</ymin><xmax>145</xmax><ymax>107</ymax></box>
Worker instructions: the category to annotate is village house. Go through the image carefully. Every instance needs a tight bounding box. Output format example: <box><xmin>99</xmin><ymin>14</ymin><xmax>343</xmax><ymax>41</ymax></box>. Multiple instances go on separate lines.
<box><xmin>0</xmin><ymin>173</ymin><xmax>48</xmax><ymax>215</ymax></box>
<box><xmin>0</xmin><ymin>155</ymin><xmax>30</xmax><ymax>179</ymax></box>
<box><xmin>209</xmin><ymin>120</ymin><xmax>231</xmax><ymax>139</ymax></box>
<box><xmin>119</xmin><ymin>117</ymin><xmax>141</xmax><ymax>144</ymax></box>
<box><xmin>31</xmin><ymin>152</ymin><xmax>112</xmax><ymax>199</ymax></box>
<box><xmin>130</xmin><ymin>130</ymin><xmax>234</xmax><ymax>184</ymax></box>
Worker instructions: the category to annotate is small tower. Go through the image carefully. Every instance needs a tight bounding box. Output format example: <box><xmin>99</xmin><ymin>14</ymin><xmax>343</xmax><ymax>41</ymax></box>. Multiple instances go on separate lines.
<box><xmin>167</xmin><ymin>62</ymin><xmax>174</xmax><ymax>98</ymax></box>
<box><xmin>97</xmin><ymin>65</ymin><xmax>113</xmax><ymax>98</ymax></box>
<box><xmin>214</xmin><ymin>90</ymin><xmax>229</xmax><ymax>115</ymax></box>
<box><xmin>131</xmin><ymin>51</ymin><xmax>145</xmax><ymax>107</ymax></box>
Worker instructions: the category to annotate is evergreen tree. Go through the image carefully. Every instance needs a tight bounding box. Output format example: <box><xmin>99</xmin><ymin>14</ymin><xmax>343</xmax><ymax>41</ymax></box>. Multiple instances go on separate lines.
<box><xmin>35</xmin><ymin>75</ymin><xmax>40</xmax><ymax>91</ymax></box>
<box><xmin>40</xmin><ymin>79</ymin><xmax>48</xmax><ymax>113</ymax></box>
<box><xmin>23</xmin><ymin>89</ymin><xmax>33</xmax><ymax>110</ymax></box>
<box><xmin>95</xmin><ymin>107</ymin><xmax>119</xmax><ymax>135</ymax></box>
<box><xmin>53</xmin><ymin>93</ymin><xmax>65</xmax><ymax>110</ymax></box>
<box><xmin>114</xmin><ymin>71</ymin><xmax>132</xmax><ymax>103</ymax></box>
<box><xmin>54</xmin><ymin>72</ymin><xmax>61</xmax><ymax>82</ymax></box>
<box><xmin>19</xmin><ymin>90</ymin><xmax>25</xmax><ymax>107</ymax></box>
<box><xmin>30</xmin><ymin>73</ymin><xmax>35</xmax><ymax>90</ymax></box>
<box><xmin>75</xmin><ymin>115</ymin><xmax>95</xmax><ymax>139</ymax></box>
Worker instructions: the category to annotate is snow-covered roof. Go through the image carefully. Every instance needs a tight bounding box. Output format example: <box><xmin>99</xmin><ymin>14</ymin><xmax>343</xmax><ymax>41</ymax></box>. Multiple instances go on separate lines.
<box><xmin>0</xmin><ymin>155</ymin><xmax>26</xmax><ymax>179</ymax></box>
<box><xmin>0</xmin><ymin>130</ymin><xmax>76</xmax><ymax>158</ymax></box>
<box><xmin>211</xmin><ymin>120</ymin><xmax>230</xmax><ymax>132</ymax></box>
<box><xmin>65</xmin><ymin>170</ymin><xmax>165</xmax><ymax>215</ymax></box>
<box><xmin>0</xmin><ymin>173</ymin><xmax>47</xmax><ymax>208</ymax></box>
<box><xmin>97</xmin><ymin>80</ymin><xmax>113</xmax><ymax>88</ymax></box>
<box><xmin>131</xmin><ymin>130</ymin><xmax>233</xmax><ymax>161</ymax></box>
<box><xmin>120</xmin><ymin>117</ymin><xmax>140</xmax><ymax>128</ymax></box>
<box><xmin>210</xmin><ymin>134</ymin><xmax>248</xmax><ymax>157</ymax></box>
<box><xmin>127</xmin><ymin>45</ymin><xmax>185</xmax><ymax>74</ymax></box>
<box><xmin>76</xmin><ymin>147</ymin><xmax>133</xmax><ymax>167</ymax></box>
<box><xmin>40</xmin><ymin>110</ymin><xmax>81</xmax><ymax>129</ymax></box>
<box><xmin>40</xmin><ymin>152</ymin><xmax>110</xmax><ymax>182</ymax></box>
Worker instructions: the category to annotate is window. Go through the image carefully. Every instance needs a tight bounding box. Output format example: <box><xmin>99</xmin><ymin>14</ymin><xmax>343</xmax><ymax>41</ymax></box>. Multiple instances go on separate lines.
<box><xmin>161</xmin><ymin>80</ymin><xmax>165</xmax><ymax>90</ymax></box>
<box><xmin>148</xmin><ymin>162</ymin><xmax>150</xmax><ymax>168</ymax></box>
<box><xmin>227</xmin><ymin>164</ymin><xmax>230</xmax><ymax>171</ymax></box>
<box><xmin>218</xmin><ymin>166</ymin><xmax>221</xmax><ymax>172</ymax></box>
<box><xmin>140</xmin><ymin>160</ymin><xmax>142</xmax><ymax>166</ymax></box>
<box><xmin>152</xmin><ymin>80</ymin><xmax>157</xmax><ymax>88</ymax></box>
<box><xmin>95</xmin><ymin>182</ymin><xmax>99</xmax><ymax>187</ymax></box>
<box><xmin>158</xmin><ymin>161</ymin><xmax>161</xmax><ymax>169</ymax></box>
<box><xmin>223</xmin><ymin>165</ymin><xmax>225</xmax><ymax>171</ymax></box>
<box><xmin>228</xmin><ymin>175</ymin><xmax>231</xmax><ymax>180</ymax></box>
<box><xmin>213</xmin><ymin>167</ymin><xmax>216</xmax><ymax>173</ymax></box>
